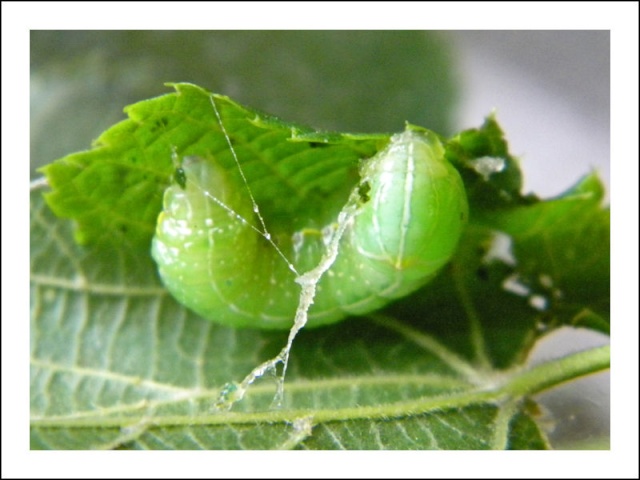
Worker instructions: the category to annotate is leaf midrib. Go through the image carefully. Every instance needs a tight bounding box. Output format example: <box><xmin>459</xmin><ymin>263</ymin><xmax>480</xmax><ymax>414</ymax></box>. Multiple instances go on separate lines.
<box><xmin>31</xmin><ymin>345</ymin><xmax>609</xmax><ymax>429</ymax></box>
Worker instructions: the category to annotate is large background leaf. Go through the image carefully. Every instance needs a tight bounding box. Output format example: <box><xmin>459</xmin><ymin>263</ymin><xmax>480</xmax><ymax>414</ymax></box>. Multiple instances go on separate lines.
<box><xmin>30</xmin><ymin>181</ymin><xmax>609</xmax><ymax>449</ymax></box>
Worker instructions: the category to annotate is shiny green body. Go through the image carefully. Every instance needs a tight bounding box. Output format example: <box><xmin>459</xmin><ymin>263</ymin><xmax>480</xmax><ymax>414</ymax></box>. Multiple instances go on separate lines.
<box><xmin>152</xmin><ymin>128</ymin><xmax>468</xmax><ymax>329</ymax></box>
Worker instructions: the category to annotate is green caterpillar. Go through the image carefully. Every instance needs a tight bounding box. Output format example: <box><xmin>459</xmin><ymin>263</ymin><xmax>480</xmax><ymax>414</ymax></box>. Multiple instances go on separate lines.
<box><xmin>152</xmin><ymin>126</ymin><xmax>468</xmax><ymax>329</ymax></box>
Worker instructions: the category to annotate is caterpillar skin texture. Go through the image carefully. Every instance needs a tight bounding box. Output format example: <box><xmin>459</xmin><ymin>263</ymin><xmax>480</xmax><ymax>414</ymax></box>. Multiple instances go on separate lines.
<box><xmin>152</xmin><ymin>129</ymin><xmax>468</xmax><ymax>329</ymax></box>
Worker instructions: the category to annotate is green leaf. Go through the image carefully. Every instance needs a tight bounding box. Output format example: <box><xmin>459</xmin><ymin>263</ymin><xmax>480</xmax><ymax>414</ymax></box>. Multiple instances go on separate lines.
<box><xmin>445</xmin><ymin>115</ymin><xmax>533</xmax><ymax>211</ymax></box>
<box><xmin>478</xmin><ymin>173</ymin><xmax>610</xmax><ymax>334</ymax></box>
<box><xmin>30</xmin><ymin>190</ymin><xmax>609</xmax><ymax>449</ymax></box>
<box><xmin>39</xmin><ymin>83</ymin><xmax>385</xmax><ymax>250</ymax></box>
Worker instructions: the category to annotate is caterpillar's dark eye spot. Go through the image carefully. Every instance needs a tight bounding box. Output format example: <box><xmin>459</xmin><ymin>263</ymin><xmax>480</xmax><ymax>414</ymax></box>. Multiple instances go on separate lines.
<box><xmin>174</xmin><ymin>167</ymin><xmax>187</xmax><ymax>189</ymax></box>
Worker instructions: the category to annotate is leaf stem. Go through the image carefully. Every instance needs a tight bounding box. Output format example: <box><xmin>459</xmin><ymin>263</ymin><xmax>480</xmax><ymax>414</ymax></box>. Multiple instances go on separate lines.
<box><xmin>498</xmin><ymin>344</ymin><xmax>610</xmax><ymax>398</ymax></box>
<box><xmin>31</xmin><ymin>345</ymin><xmax>609</xmax><ymax>429</ymax></box>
